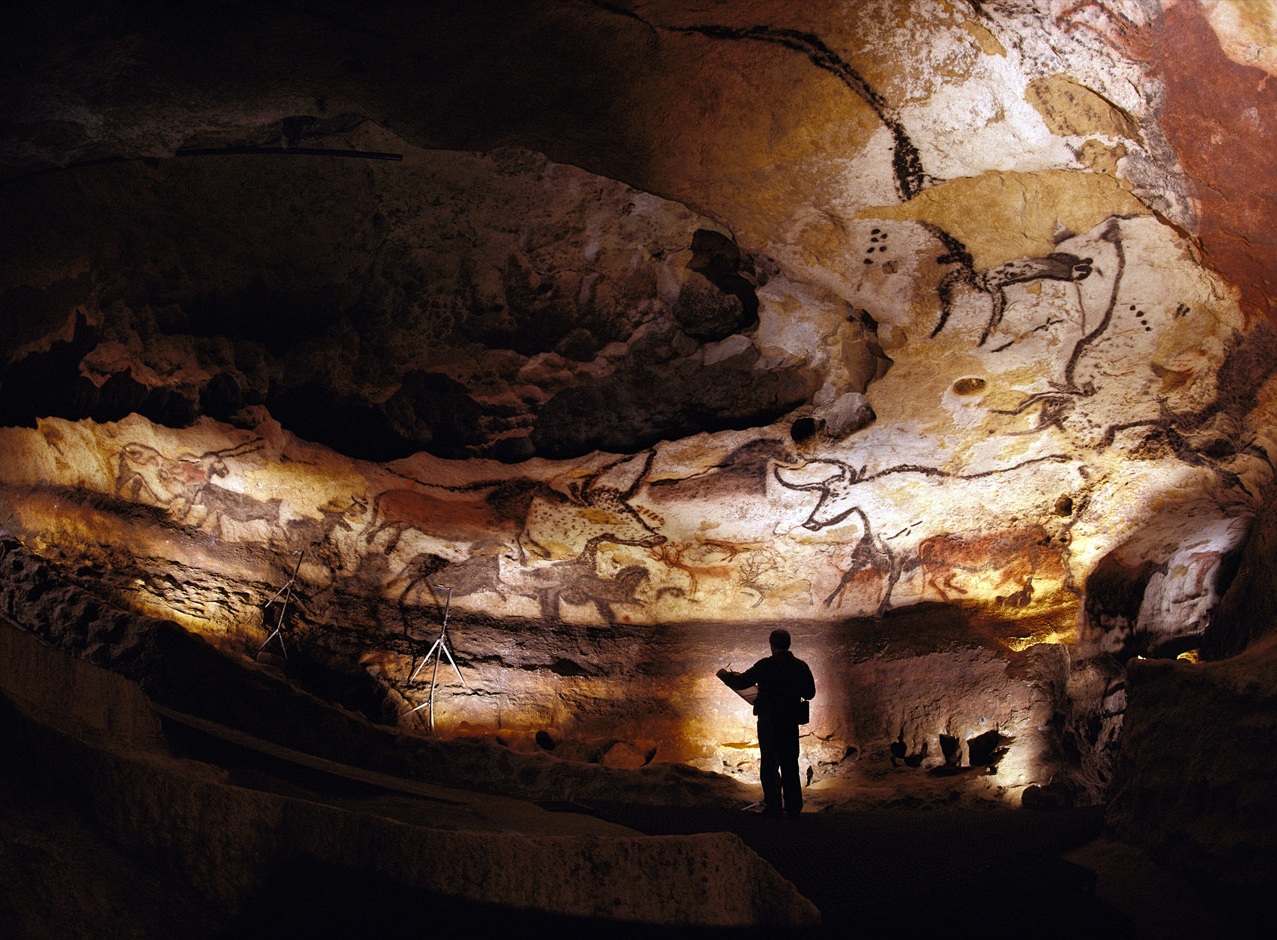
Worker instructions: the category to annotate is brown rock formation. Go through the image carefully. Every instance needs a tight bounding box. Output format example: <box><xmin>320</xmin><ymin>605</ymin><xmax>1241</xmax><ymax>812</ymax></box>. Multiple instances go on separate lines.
<box><xmin>2</xmin><ymin>0</ymin><xmax>1276</xmax><ymax>931</ymax></box>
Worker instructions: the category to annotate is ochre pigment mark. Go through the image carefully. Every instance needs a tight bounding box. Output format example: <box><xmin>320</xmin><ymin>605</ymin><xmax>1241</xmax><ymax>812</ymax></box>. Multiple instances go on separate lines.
<box><xmin>1140</xmin><ymin>2</ymin><xmax>1277</xmax><ymax>323</ymax></box>
<box><xmin>859</xmin><ymin>169</ymin><xmax>1148</xmax><ymax>270</ymax></box>
<box><xmin>960</xmin><ymin>18</ymin><xmax>1006</xmax><ymax>58</ymax></box>
<box><xmin>1025</xmin><ymin>74</ymin><xmax>1141</xmax><ymax>139</ymax></box>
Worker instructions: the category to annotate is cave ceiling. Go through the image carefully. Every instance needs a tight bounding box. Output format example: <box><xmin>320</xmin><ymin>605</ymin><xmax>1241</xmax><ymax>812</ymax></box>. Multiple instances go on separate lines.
<box><xmin>3</xmin><ymin>0</ymin><xmax>1277</xmax><ymax>782</ymax></box>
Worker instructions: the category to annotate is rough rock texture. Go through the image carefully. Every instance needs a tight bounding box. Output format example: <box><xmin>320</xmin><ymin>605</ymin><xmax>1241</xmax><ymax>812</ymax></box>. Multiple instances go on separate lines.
<box><xmin>0</xmin><ymin>536</ymin><xmax>1105</xmax><ymax>806</ymax></box>
<box><xmin>1107</xmin><ymin>634</ymin><xmax>1277</xmax><ymax>922</ymax></box>
<box><xmin>3</xmin><ymin>0</ymin><xmax>1277</xmax><ymax>916</ymax></box>
<box><xmin>0</xmin><ymin>618</ymin><xmax>819</xmax><ymax>930</ymax></box>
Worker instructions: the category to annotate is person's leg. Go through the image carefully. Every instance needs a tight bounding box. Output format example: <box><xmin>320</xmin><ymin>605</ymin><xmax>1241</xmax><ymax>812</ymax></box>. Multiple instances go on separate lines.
<box><xmin>778</xmin><ymin>721</ymin><xmax>803</xmax><ymax>816</ymax></box>
<box><xmin>757</xmin><ymin>719</ymin><xmax>782</xmax><ymax>814</ymax></box>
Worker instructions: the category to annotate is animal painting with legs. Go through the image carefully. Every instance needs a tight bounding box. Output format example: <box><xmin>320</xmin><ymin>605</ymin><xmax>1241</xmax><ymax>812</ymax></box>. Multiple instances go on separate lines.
<box><xmin>917</xmin><ymin>527</ymin><xmax>1050</xmax><ymax>604</ymax></box>
<box><xmin>517</xmin><ymin>451</ymin><xmax>666</xmax><ymax>561</ymax></box>
<box><xmin>928</xmin><ymin>224</ymin><xmax>1095</xmax><ymax>347</ymax></box>
<box><xmin>819</xmin><ymin>508</ymin><xmax>900</xmax><ymax>616</ymax></box>
<box><xmin>521</xmin><ymin>535</ymin><xmax>652</xmax><ymax>624</ymax></box>
<box><xmin>114</xmin><ymin>440</ymin><xmax>263</xmax><ymax>522</ymax></box>
<box><xmin>362</xmin><ymin>486</ymin><xmax>515</xmax><ymax>556</ymax></box>
<box><xmin>397</xmin><ymin>544</ymin><xmax>516</xmax><ymax>614</ymax></box>
<box><xmin>648</xmin><ymin>539</ymin><xmax>749</xmax><ymax>600</ymax></box>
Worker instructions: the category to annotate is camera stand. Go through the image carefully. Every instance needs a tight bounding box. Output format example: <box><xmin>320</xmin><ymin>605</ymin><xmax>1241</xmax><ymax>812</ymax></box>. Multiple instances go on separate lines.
<box><xmin>404</xmin><ymin>584</ymin><xmax>466</xmax><ymax>732</ymax></box>
<box><xmin>257</xmin><ymin>549</ymin><xmax>304</xmax><ymax>661</ymax></box>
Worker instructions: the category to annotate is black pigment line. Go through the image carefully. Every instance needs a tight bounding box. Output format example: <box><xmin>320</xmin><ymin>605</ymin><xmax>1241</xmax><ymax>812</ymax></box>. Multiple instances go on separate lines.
<box><xmin>591</xmin><ymin>3</ymin><xmax>930</xmax><ymax>201</ymax></box>
<box><xmin>1063</xmin><ymin>220</ymin><xmax>1124</xmax><ymax>390</ymax></box>
<box><xmin>668</xmin><ymin>24</ymin><xmax>929</xmax><ymax>200</ymax></box>
<box><xmin>868</xmin><ymin>452</ymin><xmax>1072</xmax><ymax>482</ymax></box>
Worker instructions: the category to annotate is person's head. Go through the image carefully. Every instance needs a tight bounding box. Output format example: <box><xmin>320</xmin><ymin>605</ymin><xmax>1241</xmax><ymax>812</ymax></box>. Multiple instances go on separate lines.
<box><xmin>769</xmin><ymin>628</ymin><xmax>792</xmax><ymax>653</ymax></box>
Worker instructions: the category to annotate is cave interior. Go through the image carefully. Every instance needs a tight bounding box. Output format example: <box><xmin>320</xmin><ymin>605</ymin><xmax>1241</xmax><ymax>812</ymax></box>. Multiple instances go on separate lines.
<box><xmin>3</xmin><ymin>1</ymin><xmax>1277</xmax><ymax>937</ymax></box>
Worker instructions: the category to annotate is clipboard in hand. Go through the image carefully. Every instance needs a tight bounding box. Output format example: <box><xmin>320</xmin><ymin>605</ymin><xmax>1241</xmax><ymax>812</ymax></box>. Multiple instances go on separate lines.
<box><xmin>718</xmin><ymin>671</ymin><xmax>758</xmax><ymax>706</ymax></box>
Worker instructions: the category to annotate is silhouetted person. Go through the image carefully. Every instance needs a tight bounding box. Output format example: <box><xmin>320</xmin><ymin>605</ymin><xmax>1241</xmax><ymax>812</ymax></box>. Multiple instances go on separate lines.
<box><xmin>718</xmin><ymin>628</ymin><xmax>815</xmax><ymax>817</ymax></box>
<box><xmin>890</xmin><ymin>729</ymin><xmax>907</xmax><ymax>767</ymax></box>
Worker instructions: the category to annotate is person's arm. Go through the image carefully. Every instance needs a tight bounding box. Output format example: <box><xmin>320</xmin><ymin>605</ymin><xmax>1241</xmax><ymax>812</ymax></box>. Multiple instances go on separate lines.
<box><xmin>718</xmin><ymin>661</ymin><xmax>761</xmax><ymax>690</ymax></box>
<box><xmin>800</xmin><ymin>662</ymin><xmax>815</xmax><ymax>700</ymax></box>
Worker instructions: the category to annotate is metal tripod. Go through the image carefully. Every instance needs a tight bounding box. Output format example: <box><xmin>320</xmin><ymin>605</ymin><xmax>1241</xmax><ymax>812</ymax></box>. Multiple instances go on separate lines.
<box><xmin>403</xmin><ymin>584</ymin><xmax>466</xmax><ymax>732</ymax></box>
<box><xmin>257</xmin><ymin>549</ymin><xmax>303</xmax><ymax>661</ymax></box>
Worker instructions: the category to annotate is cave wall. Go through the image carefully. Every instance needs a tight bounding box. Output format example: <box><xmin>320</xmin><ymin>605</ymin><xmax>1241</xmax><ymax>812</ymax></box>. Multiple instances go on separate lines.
<box><xmin>1107</xmin><ymin>635</ymin><xmax>1277</xmax><ymax>914</ymax></box>
<box><xmin>0</xmin><ymin>614</ymin><xmax>819</xmax><ymax>930</ymax></box>
<box><xmin>3</xmin><ymin>0</ymin><xmax>1277</xmax><ymax>889</ymax></box>
<box><xmin>4</xmin><ymin>3</ymin><xmax>1272</xmax><ymax>643</ymax></box>
<box><xmin>2</xmin><ymin>152</ymin><xmax>1266</xmax><ymax>636</ymax></box>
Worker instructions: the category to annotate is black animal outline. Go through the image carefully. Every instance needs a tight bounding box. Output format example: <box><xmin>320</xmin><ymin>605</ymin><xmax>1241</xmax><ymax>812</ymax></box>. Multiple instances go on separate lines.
<box><xmin>522</xmin><ymin>534</ymin><xmax>653</xmax><ymax>624</ymax></box>
<box><xmin>368</xmin><ymin>451</ymin><xmax>667</xmax><ymax>564</ymax></box>
<box><xmin>818</xmin><ymin>506</ymin><xmax>901</xmax><ymax>616</ymax></box>
<box><xmin>774</xmin><ymin>455</ymin><xmax>1074</xmax><ymax>615</ymax></box>
<box><xmin>516</xmin><ymin>449</ymin><xmax>666</xmax><ymax>562</ymax></box>
<box><xmin>927</xmin><ymin>224</ymin><xmax>1095</xmax><ymax>347</ymax></box>
<box><xmin>772</xmin><ymin>453</ymin><xmax>1072</xmax><ymax>532</ymax></box>
<box><xmin>597</xmin><ymin>6</ymin><xmax>932</xmax><ymax>200</ymax></box>
<box><xmin>114</xmin><ymin>438</ymin><xmax>263</xmax><ymax>520</ymax></box>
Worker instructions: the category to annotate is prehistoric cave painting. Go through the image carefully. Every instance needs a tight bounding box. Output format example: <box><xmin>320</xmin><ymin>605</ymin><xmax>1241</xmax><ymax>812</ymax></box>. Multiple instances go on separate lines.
<box><xmin>647</xmin><ymin>538</ymin><xmax>752</xmax><ymax>600</ymax></box>
<box><xmin>818</xmin><ymin>507</ymin><xmax>901</xmax><ymax>616</ymax></box>
<box><xmin>973</xmin><ymin>220</ymin><xmax>1124</xmax><ymax>437</ymax></box>
<box><xmin>114</xmin><ymin>439</ymin><xmax>262</xmax><ymax>523</ymax></box>
<box><xmin>517</xmin><ymin>534</ymin><xmax>652</xmax><ymax>624</ymax></box>
<box><xmin>933</xmin><ymin>218</ymin><xmax>1200</xmax><ymax>455</ymax></box>
<box><xmin>928</xmin><ymin>224</ymin><xmax>1096</xmax><ymax>347</ymax></box>
<box><xmin>967</xmin><ymin>220</ymin><xmax>1273</xmax><ymax>492</ymax></box>
<box><xmin>773</xmin><ymin>454</ymin><xmax>1070</xmax><ymax>532</ymax></box>
<box><xmin>283</xmin><ymin>495</ymin><xmax>368</xmax><ymax>572</ymax></box>
<box><xmin>187</xmin><ymin>484</ymin><xmax>283</xmax><ymax>539</ymax></box>
<box><xmin>115</xmin><ymin>442</ymin><xmax>222</xmax><ymax>511</ymax></box>
<box><xmin>607</xmin><ymin>8</ymin><xmax>931</xmax><ymax>200</ymax></box>
<box><xmin>384</xmin><ymin>545</ymin><xmax>516</xmax><ymax>645</ymax></box>
<box><xmin>371</xmin><ymin>451</ymin><xmax>667</xmax><ymax>565</ymax></box>
<box><xmin>646</xmin><ymin>439</ymin><xmax>790</xmax><ymax>502</ymax></box>
<box><xmin>397</xmin><ymin>545</ymin><xmax>515</xmax><ymax>610</ymax></box>
<box><xmin>349</xmin><ymin>449</ymin><xmax>669</xmax><ymax>624</ymax></box>
<box><xmin>775</xmin><ymin>455</ymin><xmax>1075</xmax><ymax>614</ymax></box>
<box><xmin>917</xmin><ymin>525</ymin><xmax>1060</xmax><ymax>605</ymax></box>
<box><xmin>1055</xmin><ymin>220</ymin><xmax>1125</xmax><ymax>394</ymax></box>
<box><xmin>1053</xmin><ymin>0</ymin><xmax>1151</xmax><ymax>54</ymax></box>
<box><xmin>737</xmin><ymin>548</ymin><xmax>814</xmax><ymax>609</ymax></box>
<box><xmin>516</xmin><ymin>450</ymin><xmax>666</xmax><ymax>561</ymax></box>
<box><xmin>861</xmin><ymin>227</ymin><xmax>900</xmax><ymax>274</ymax></box>
<box><xmin>362</xmin><ymin>484</ymin><xmax>517</xmax><ymax>556</ymax></box>
<box><xmin>389</xmin><ymin>532</ymin><xmax>654</xmax><ymax>626</ymax></box>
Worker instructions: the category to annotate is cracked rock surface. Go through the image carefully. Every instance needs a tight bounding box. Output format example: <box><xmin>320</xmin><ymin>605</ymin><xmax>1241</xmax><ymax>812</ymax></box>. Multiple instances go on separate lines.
<box><xmin>4</xmin><ymin>0</ymin><xmax>1277</xmax><ymax>916</ymax></box>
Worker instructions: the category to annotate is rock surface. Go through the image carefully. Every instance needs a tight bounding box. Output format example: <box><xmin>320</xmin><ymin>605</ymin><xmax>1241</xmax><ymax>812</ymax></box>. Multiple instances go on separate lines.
<box><xmin>0</xmin><ymin>616</ymin><xmax>819</xmax><ymax>931</ymax></box>
<box><xmin>3</xmin><ymin>0</ymin><xmax>1277</xmax><ymax>917</ymax></box>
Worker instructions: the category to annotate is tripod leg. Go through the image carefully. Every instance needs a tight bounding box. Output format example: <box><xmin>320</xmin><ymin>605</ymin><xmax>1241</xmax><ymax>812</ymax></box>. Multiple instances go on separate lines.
<box><xmin>256</xmin><ymin>627</ymin><xmax>287</xmax><ymax>659</ymax></box>
<box><xmin>407</xmin><ymin>654</ymin><xmax>429</xmax><ymax>685</ymax></box>
<box><xmin>403</xmin><ymin>641</ymin><xmax>442</xmax><ymax>718</ymax></box>
<box><xmin>429</xmin><ymin>643</ymin><xmax>443</xmax><ymax>733</ymax></box>
<box><xmin>407</xmin><ymin>639</ymin><xmax>443</xmax><ymax>684</ymax></box>
<box><xmin>439</xmin><ymin>640</ymin><xmax>468</xmax><ymax>687</ymax></box>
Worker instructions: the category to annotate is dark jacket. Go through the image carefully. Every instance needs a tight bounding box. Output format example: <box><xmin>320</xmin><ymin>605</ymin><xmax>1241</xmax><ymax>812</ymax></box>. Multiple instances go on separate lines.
<box><xmin>724</xmin><ymin>650</ymin><xmax>815</xmax><ymax>722</ymax></box>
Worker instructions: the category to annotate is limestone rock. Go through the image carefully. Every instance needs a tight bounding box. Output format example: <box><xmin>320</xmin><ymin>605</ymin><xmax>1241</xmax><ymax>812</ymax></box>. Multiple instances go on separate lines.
<box><xmin>3</xmin><ymin>1</ymin><xmax>1277</xmax><ymax>910</ymax></box>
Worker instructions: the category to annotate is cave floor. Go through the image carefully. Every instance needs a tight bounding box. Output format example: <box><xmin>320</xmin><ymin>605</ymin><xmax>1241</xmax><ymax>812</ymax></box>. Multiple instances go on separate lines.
<box><xmin>0</xmin><ymin>605</ymin><xmax>1234</xmax><ymax>940</ymax></box>
<box><xmin>3</xmin><ymin>702</ymin><xmax>1230</xmax><ymax>940</ymax></box>
<box><xmin>158</xmin><ymin>699</ymin><xmax>1228</xmax><ymax>939</ymax></box>
<box><xmin>569</xmin><ymin>800</ymin><xmax>1227</xmax><ymax>940</ymax></box>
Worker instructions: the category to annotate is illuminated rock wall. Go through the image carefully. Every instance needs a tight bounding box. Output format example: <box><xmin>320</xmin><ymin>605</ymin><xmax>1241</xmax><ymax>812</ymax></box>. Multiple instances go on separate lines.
<box><xmin>2</xmin><ymin>0</ymin><xmax>1277</xmax><ymax>837</ymax></box>
<box><xmin>0</xmin><ymin>160</ymin><xmax>1265</xmax><ymax>636</ymax></box>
